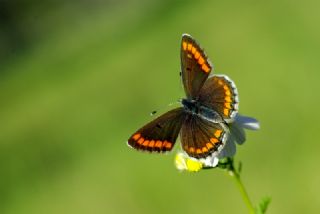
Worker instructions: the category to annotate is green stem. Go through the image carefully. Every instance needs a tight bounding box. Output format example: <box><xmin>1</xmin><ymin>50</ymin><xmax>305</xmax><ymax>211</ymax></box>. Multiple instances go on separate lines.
<box><xmin>218</xmin><ymin>158</ymin><xmax>255</xmax><ymax>213</ymax></box>
<box><xmin>230</xmin><ymin>169</ymin><xmax>255</xmax><ymax>214</ymax></box>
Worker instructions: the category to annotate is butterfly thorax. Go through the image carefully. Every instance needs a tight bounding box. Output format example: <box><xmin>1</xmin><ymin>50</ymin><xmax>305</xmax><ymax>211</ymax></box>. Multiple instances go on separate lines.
<box><xmin>182</xmin><ymin>98</ymin><xmax>224</xmax><ymax>123</ymax></box>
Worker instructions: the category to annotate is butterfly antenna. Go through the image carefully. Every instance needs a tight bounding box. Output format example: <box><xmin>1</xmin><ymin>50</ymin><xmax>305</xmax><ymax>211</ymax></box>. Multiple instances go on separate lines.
<box><xmin>150</xmin><ymin>99</ymin><xmax>182</xmax><ymax>116</ymax></box>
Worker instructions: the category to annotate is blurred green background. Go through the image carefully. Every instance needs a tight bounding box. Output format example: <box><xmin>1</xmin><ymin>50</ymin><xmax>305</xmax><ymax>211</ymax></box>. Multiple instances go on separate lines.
<box><xmin>1</xmin><ymin>0</ymin><xmax>320</xmax><ymax>213</ymax></box>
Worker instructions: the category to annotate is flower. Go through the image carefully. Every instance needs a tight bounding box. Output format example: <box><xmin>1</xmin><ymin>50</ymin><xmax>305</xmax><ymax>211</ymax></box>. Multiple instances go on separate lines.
<box><xmin>175</xmin><ymin>152</ymin><xmax>203</xmax><ymax>172</ymax></box>
<box><xmin>174</xmin><ymin>114</ymin><xmax>260</xmax><ymax>172</ymax></box>
<box><xmin>175</xmin><ymin>152</ymin><xmax>219</xmax><ymax>172</ymax></box>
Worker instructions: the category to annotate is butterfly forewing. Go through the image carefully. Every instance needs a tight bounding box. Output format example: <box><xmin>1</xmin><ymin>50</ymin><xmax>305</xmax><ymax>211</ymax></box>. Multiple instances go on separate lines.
<box><xmin>128</xmin><ymin>108</ymin><xmax>185</xmax><ymax>153</ymax></box>
<box><xmin>181</xmin><ymin>34</ymin><xmax>212</xmax><ymax>99</ymax></box>
<box><xmin>198</xmin><ymin>75</ymin><xmax>239</xmax><ymax>122</ymax></box>
<box><xmin>180</xmin><ymin>114</ymin><xmax>227</xmax><ymax>159</ymax></box>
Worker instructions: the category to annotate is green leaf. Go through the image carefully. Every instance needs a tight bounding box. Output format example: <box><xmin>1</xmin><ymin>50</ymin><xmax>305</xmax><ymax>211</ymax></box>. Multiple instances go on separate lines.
<box><xmin>256</xmin><ymin>197</ymin><xmax>271</xmax><ymax>214</ymax></box>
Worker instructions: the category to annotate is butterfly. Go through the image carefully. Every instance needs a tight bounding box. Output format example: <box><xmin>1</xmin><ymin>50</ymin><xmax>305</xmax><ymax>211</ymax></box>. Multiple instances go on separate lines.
<box><xmin>128</xmin><ymin>34</ymin><xmax>239</xmax><ymax>159</ymax></box>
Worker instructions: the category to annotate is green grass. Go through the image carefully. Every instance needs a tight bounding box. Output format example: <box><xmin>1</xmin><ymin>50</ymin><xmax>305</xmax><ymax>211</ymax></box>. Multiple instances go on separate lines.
<box><xmin>1</xmin><ymin>0</ymin><xmax>320</xmax><ymax>213</ymax></box>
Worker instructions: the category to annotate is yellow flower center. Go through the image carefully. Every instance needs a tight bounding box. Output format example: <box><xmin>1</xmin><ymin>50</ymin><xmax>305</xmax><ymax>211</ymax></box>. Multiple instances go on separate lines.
<box><xmin>174</xmin><ymin>153</ymin><xmax>203</xmax><ymax>172</ymax></box>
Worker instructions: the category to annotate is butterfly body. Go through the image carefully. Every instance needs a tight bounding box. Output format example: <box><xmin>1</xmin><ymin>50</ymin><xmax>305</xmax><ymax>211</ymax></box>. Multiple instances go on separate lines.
<box><xmin>128</xmin><ymin>34</ymin><xmax>239</xmax><ymax>159</ymax></box>
<box><xmin>182</xmin><ymin>98</ymin><xmax>224</xmax><ymax>124</ymax></box>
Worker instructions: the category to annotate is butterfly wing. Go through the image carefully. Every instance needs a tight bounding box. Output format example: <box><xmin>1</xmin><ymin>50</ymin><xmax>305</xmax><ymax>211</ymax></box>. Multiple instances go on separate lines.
<box><xmin>181</xmin><ymin>34</ymin><xmax>213</xmax><ymax>99</ymax></box>
<box><xmin>180</xmin><ymin>113</ymin><xmax>228</xmax><ymax>159</ymax></box>
<box><xmin>198</xmin><ymin>75</ymin><xmax>239</xmax><ymax>122</ymax></box>
<box><xmin>128</xmin><ymin>108</ymin><xmax>185</xmax><ymax>153</ymax></box>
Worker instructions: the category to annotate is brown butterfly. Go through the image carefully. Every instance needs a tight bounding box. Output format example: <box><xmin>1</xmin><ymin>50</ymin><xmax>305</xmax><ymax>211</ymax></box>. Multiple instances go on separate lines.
<box><xmin>128</xmin><ymin>34</ymin><xmax>239</xmax><ymax>159</ymax></box>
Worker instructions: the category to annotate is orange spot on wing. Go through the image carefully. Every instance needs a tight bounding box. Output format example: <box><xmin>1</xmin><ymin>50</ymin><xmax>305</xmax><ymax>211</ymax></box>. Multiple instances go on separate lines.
<box><xmin>142</xmin><ymin>140</ymin><xmax>149</xmax><ymax>147</ymax></box>
<box><xmin>225</xmin><ymin>96</ymin><xmax>232</xmax><ymax>102</ymax></box>
<box><xmin>218</xmin><ymin>80</ymin><xmax>224</xmax><ymax>85</ymax></box>
<box><xmin>224</xmin><ymin>108</ymin><xmax>229</xmax><ymax>116</ymax></box>
<box><xmin>223</xmin><ymin>85</ymin><xmax>229</xmax><ymax>90</ymax></box>
<box><xmin>187</xmin><ymin>43</ymin><xmax>192</xmax><ymax>51</ymax></box>
<box><xmin>155</xmin><ymin>140</ymin><xmax>162</xmax><ymax>148</ymax></box>
<box><xmin>214</xmin><ymin>130</ymin><xmax>222</xmax><ymax>138</ymax></box>
<box><xmin>182</xmin><ymin>42</ymin><xmax>187</xmax><ymax>50</ymax></box>
<box><xmin>149</xmin><ymin>140</ymin><xmax>155</xmax><ymax>147</ymax></box>
<box><xmin>191</xmin><ymin>46</ymin><xmax>196</xmax><ymax>54</ymax></box>
<box><xmin>162</xmin><ymin>141</ymin><xmax>167</xmax><ymax>147</ymax></box>
<box><xmin>163</xmin><ymin>141</ymin><xmax>172</xmax><ymax>149</ymax></box>
<box><xmin>132</xmin><ymin>133</ymin><xmax>141</xmax><ymax>140</ymax></box>
<box><xmin>194</xmin><ymin>51</ymin><xmax>200</xmax><ymax>59</ymax></box>
<box><xmin>198</xmin><ymin>57</ymin><xmax>205</xmax><ymax>65</ymax></box>
<box><xmin>206</xmin><ymin>142</ymin><xmax>214</xmax><ymax>149</ymax></box>
<box><xmin>202</xmin><ymin>147</ymin><xmax>208</xmax><ymax>153</ymax></box>
<box><xmin>196</xmin><ymin>148</ymin><xmax>202</xmax><ymax>154</ymax></box>
<box><xmin>201</xmin><ymin>64</ymin><xmax>210</xmax><ymax>73</ymax></box>
<box><xmin>189</xmin><ymin>147</ymin><xmax>195</xmax><ymax>153</ymax></box>
<box><xmin>210</xmin><ymin>138</ymin><xmax>218</xmax><ymax>144</ymax></box>
<box><xmin>224</xmin><ymin>102</ymin><xmax>232</xmax><ymax>109</ymax></box>
<box><xmin>225</xmin><ymin>89</ymin><xmax>231</xmax><ymax>96</ymax></box>
<box><xmin>138</xmin><ymin>137</ymin><xmax>144</xmax><ymax>144</ymax></box>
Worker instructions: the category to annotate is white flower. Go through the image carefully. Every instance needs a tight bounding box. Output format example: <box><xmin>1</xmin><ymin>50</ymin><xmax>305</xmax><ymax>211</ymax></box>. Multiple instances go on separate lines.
<box><xmin>174</xmin><ymin>114</ymin><xmax>259</xmax><ymax>172</ymax></box>
<box><xmin>218</xmin><ymin>114</ymin><xmax>260</xmax><ymax>158</ymax></box>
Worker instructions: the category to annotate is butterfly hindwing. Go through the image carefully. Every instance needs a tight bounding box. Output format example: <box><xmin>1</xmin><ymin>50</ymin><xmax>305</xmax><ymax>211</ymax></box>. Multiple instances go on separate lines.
<box><xmin>180</xmin><ymin>114</ymin><xmax>228</xmax><ymax>159</ymax></box>
<box><xmin>198</xmin><ymin>75</ymin><xmax>239</xmax><ymax>122</ymax></box>
<box><xmin>181</xmin><ymin>34</ymin><xmax>212</xmax><ymax>99</ymax></box>
<box><xmin>128</xmin><ymin>108</ymin><xmax>185</xmax><ymax>153</ymax></box>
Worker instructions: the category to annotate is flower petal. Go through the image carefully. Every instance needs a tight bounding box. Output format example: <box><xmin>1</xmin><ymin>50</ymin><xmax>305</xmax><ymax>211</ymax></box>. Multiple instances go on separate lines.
<box><xmin>217</xmin><ymin>136</ymin><xmax>236</xmax><ymax>158</ymax></box>
<box><xmin>201</xmin><ymin>155</ymin><xmax>219</xmax><ymax>167</ymax></box>
<box><xmin>235</xmin><ymin>115</ymin><xmax>260</xmax><ymax>130</ymax></box>
<box><xmin>175</xmin><ymin>152</ymin><xmax>188</xmax><ymax>171</ymax></box>
<box><xmin>230</xmin><ymin>120</ymin><xmax>246</xmax><ymax>145</ymax></box>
